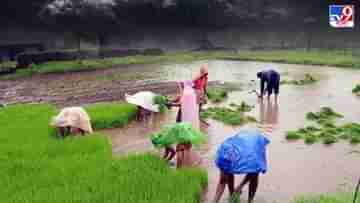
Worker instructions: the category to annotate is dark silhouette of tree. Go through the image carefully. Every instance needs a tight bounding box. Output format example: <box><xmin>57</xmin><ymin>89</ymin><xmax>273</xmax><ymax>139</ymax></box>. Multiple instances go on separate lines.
<box><xmin>40</xmin><ymin>0</ymin><xmax>117</xmax><ymax>53</ymax></box>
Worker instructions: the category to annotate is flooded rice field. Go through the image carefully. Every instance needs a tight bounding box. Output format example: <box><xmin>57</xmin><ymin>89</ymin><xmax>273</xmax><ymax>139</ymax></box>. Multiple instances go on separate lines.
<box><xmin>2</xmin><ymin>60</ymin><xmax>359</xmax><ymax>202</ymax></box>
<box><xmin>99</xmin><ymin>60</ymin><xmax>360</xmax><ymax>203</ymax></box>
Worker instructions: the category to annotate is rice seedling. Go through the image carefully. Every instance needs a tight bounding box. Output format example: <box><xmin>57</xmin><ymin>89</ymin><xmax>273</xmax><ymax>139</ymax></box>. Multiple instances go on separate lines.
<box><xmin>0</xmin><ymin>104</ymin><xmax>207</xmax><ymax>202</ymax></box>
<box><xmin>85</xmin><ymin>102</ymin><xmax>138</xmax><ymax>130</ymax></box>
<box><xmin>304</xmin><ymin>134</ymin><xmax>318</xmax><ymax>145</ymax></box>
<box><xmin>352</xmin><ymin>84</ymin><xmax>360</xmax><ymax>94</ymax></box>
<box><xmin>306</xmin><ymin>107</ymin><xmax>343</xmax><ymax>124</ymax></box>
<box><xmin>281</xmin><ymin>73</ymin><xmax>318</xmax><ymax>86</ymax></box>
<box><xmin>350</xmin><ymin>136</ymin><xmax>360</xmax><ymax>144</ymax></box>
<box><xmin>230</xmin><ymin>102</ymin><xmax>254</xmax><ymax>113</ymax></box>
<box><xmin>201</xmin><ymin>105</ymin><xmax>256</xmax><ymax>126</ymax></box>
<box><xmin>286</xmin><ymin>107</ymin><xmax>359</xmax><ymax>145</ymax></box>
<box><xmin>286</xmin><ymin>131</ymin><xmax>303</xmax><ymax>140</ymax></box>
<box><xmin>153</xmin><ymin>95</ymin><xmax>169</xmax><ymax>113</ymax></box>
<box><xmin>322</xmin><ymin>135</ymin><xmax>338</xmax><ymax>145</ymax></box>
<box><xmin>305</xmin><ymin>126</ymin><xmax>322</xmax><ymax>132</ymax></box>
<box><xmin>206</xmin><ymin>88</ymin><xmax>228</xmax><ymax>103</ymax></box>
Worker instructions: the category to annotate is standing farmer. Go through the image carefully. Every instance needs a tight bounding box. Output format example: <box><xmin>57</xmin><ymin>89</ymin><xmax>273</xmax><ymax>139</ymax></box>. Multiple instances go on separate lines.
<box><xmin>193</xmin><ymin>64</ymin><xmax>209</xmax><ymax>109</ymax></box>
<box><xmin>213</xmin><ymin>130</ymin><xmax>270</xmax><ymax>203</ymax></box>
<box><xmin>257</xmin><ymin>69</ymin><xmax>280</xmax><ymax>102</ymax></box>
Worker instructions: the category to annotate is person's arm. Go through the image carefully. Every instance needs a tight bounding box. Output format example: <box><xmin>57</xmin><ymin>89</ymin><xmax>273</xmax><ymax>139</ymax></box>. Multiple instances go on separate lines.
<box><xmin>204</xmin><ymin>76</ymin><xmax>208</xmax><ymax>95</ymax></box>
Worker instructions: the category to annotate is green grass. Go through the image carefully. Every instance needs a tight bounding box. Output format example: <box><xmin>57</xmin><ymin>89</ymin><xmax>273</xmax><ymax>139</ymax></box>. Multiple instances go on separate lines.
<box><xmin>2</xmin><ymin>49</ymin><xmax>359</xmax><ymax>80</ymax></box>
<box><xmin>201</xmin><ymin>102</ymin><xmax>256</xmax><ymax>126</ymax></box>
<box><xmin>0</xmin><ymin>104</ymin><xmax>207</xmax><ymax>202</ymax></box>
<box><xmin>228</xmin><ymin>50</ymin><xmax>359</xmax><ymax>68</ymax></box>
<box><xmin>286</xmin><ymin>107</ymin><xmax>360</xmax><ymax>145</ymax></box>
<box><xmin>207</xmin><ymin>88</ymin><xmax>228</xmax><ymax>103</ymax></box>
<box><xmin>281</xmin><ymin>73</ymin><xmax>318</xmax><ymax>86</ymax></box>
<box><xmin>292</xmin><ymin>193</ymin><xmax>359</xmax><ymax>203</ymax></box>
<box><xmin>85</xmin><ymin>102</ymin><xmax>138</xmax><ymax>130</ymax></box>
<box><xmin>0</xmin><ymin>61</ymin><xmax>16</xmax><ymax>69</ymax></box>
<box><xmin>0</xmin><ymin>51</ymin><xmax>230</xmax><ymax>80</ymax></box>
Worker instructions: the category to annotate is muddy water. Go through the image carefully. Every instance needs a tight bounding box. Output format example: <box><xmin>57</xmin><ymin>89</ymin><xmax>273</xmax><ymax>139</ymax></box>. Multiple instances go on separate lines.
<box><xmin>100</xmin><ymin>61</ymin><xmax>360</xmax><ymax>203</ymax></box>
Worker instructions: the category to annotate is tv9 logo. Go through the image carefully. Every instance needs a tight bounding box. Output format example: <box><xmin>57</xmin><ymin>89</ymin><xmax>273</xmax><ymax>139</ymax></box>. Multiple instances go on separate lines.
<box><xmin>329</xmin><ymin>5</ymin><xmax>354</xmax><ymax>28</ymax></box>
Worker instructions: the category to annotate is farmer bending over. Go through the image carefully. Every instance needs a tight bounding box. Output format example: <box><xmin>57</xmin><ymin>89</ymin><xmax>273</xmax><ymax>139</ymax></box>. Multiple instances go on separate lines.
<box><xmin>51</xmin><ymin>107</ymin><xmax>93</xmax><ymax>137</ymax></box>
<box><xmin>125</xmin><ymin>91</ymin><xmax>160</xmax><ymax>121</ymax></box>
<box><xmin>214</xmin><ymin>129</ymin><xmax>270</xmax><ymax>203</ymax></box>
<box><xmin>257</xmin><ymin>69</ymin><xmax>280</xmax><ymax>102</ymax></box>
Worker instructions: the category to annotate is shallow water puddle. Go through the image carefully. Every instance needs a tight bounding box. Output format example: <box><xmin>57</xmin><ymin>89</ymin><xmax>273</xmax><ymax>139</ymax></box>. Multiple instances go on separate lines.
<box><xmin>99</xmin><ymin>61</ymin><xmax>360</xmax><ymax>203</ymax></box>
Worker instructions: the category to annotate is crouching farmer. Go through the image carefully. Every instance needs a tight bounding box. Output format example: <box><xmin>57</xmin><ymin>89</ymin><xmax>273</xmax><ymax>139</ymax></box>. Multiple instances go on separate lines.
<box><xmin>125</xmin><ymin>91</ymin><xmax>166</xmax><ymax>121</ymax></box>
<box><xmin>151</xmin><ymin>123</ymin><xmax>206</xmax><ymax>168</ymax></box>
<box><xmin>214</xmin><ymin>129</ymin><xmax>270</xmax><ymax>203</ymax></box>
<box><xmin>51</xmin><ymin>107</ymin><xmax>93</xmax><ymax>137</ymax></box>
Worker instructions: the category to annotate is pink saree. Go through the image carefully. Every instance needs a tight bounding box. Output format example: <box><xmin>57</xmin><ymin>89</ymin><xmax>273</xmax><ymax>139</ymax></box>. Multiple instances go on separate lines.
<box><xmin>180</xmin><ymin>80</ymin><xmax>200</xmax><ymax>130</ymax></box>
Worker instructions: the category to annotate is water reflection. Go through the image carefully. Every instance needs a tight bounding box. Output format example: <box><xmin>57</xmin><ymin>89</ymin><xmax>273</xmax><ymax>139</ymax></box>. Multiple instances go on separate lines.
<box><xmin>258</xmin><ymin>99</ymin><xmax>279</xmax><ymax>133</ymax></box>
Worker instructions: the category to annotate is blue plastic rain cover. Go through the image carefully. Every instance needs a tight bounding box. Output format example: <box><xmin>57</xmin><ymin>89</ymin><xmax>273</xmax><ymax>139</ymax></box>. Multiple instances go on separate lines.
<box><xmin>215</xmin><ymin>129</ymin><xmax>270</xmax><ymax>174</ymax></box>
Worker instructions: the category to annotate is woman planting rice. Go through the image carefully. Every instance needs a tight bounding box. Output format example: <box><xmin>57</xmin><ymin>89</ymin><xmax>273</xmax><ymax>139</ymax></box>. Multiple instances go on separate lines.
<box><xmin>170</xmin><ymin>80</ymin><xmax>200</xmax><ymax>128</ymax></box>
<box><xmin>151</xmin><ymin>123</ymin><xmax>206</xmax><ymax>168</ymax></box>
<box><xmin>125</xmin><ymin>91</ymin><xmax>167</xmax><ymax>121</ymax></box>
<box><xmin>166</xmin><ymin>80</ymin><xmax>201</xmax><ymax>167</ymax></box>
<box><xmin>177</xmin><ymin>80</ymin><xmax>201</xmax><ymax>167</ymax></box>
<box><xmin>51</xmin><ymin>107</ymin><xmax>93</xmax><ymax>137</ymax></box>
<box><xmin>214</xmin><ymin>129</ymin><xmax>270</xmax><ymax>203</ymax></box>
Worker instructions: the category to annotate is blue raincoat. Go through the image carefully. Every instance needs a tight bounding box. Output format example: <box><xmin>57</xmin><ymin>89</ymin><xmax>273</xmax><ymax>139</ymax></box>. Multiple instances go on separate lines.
<box><xmin>215</xmin><ymin>130</ymin><xmax>270</xmax><ymax>175</ymax></box>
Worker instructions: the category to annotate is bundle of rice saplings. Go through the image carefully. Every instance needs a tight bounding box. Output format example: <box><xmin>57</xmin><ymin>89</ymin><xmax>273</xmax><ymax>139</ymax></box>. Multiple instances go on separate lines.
<box><xmin>151</xmin><ymin>123</ymin><xmax>206</xmax><ymax>149</ymax></box>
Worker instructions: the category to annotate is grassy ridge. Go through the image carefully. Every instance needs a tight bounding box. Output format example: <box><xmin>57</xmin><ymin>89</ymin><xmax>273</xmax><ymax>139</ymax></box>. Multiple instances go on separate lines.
<box><xmin>226</xmin><ymin>50</ymin><xmax>358</xmax><ymax>68</ymax></box>
<box><xmin>0</xmin><ymin>104</ymin><xmax>207</xmax><ymax>202</ymax></box>
<box><xmin>2</xmin><ymin>49</ymin><xmax>358</xmax><ymax>80</ymax></box>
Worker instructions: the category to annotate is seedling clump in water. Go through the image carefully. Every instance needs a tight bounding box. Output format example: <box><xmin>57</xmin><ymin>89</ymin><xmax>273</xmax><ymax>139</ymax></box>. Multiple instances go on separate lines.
<box><xmin>230</xmin><ymin>102</ymin><xmax>254</xmax><ymax>112</ymax></box>
<box><xmin>206</xmin><ymin>88</ymin><xmax>228</xmax><ymax>103</ymax></box>
<box><xmin>306</xmin><ymin>107</ymin><xmax>343</xmax><ymax>125</ymax></box>
<box><xmin>201</xmin><ymin>102</ymin><xmax>256</xmax><ymax>126</ymax></box>
<box><xmin>352</xmin><ymin>84</ymin><xmax>360</xmax><ymax>95</ymax></box>
<box><xmin>281</xmin><ymin>73</ymin><xmax>318</xmax><ymax>86</ymax></box>
<box><xmin>286</xmin><ymin>107</ymin><xmax>360</xmax><ymax>145</ymax></box>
